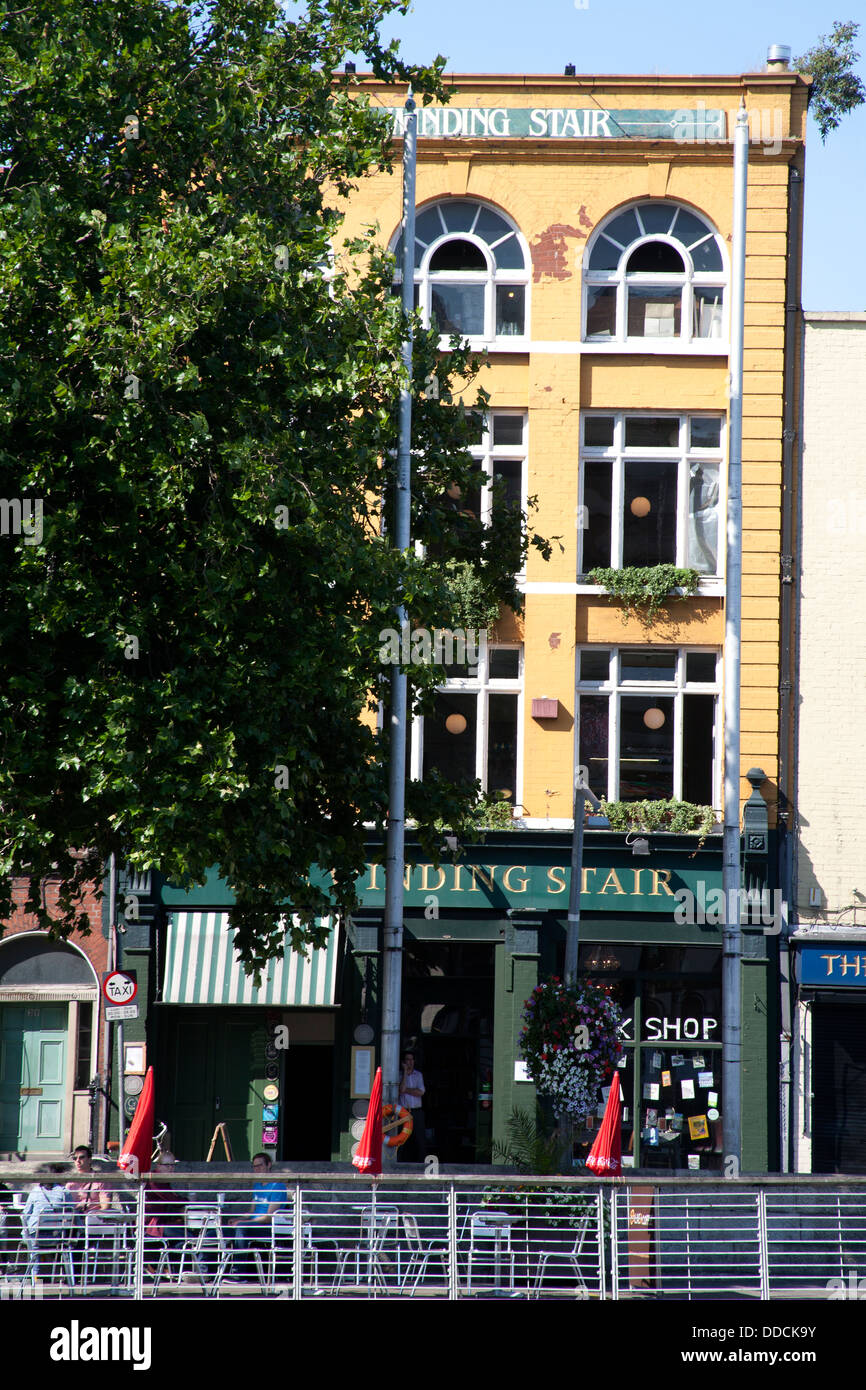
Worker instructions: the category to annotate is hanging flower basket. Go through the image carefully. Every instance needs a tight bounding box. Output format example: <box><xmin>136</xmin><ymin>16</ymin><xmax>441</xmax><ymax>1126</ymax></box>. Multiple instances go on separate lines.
<box><xmin>519</xmin><ymin>978</ymin><xmax>623</xmax><ymax>1119</ymax></box>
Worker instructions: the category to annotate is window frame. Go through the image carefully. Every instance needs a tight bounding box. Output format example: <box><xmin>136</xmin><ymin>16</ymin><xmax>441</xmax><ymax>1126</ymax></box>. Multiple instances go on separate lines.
<box><xmin>582</xmin><ymin>202</ymin><xmax>728</xmax><ymax>353</ymax></box>
<box><xmin>576</xmin><ymin>646</ymin><xmax>722</xmax><ymax>807</ymax></box>
<box><xmin>411</xmin><ymin>639</ymin><xmax>524</xmax><ymax>806</ymax></box>
<box><xmin>392</xmin><ymin>199</ymin><xmax>530</xmax><ymax>349</ymax></box>
<box><xmin>578</xmin><ymin>410</ymin><xmax>726</xmax><ymax>578</ymax></box>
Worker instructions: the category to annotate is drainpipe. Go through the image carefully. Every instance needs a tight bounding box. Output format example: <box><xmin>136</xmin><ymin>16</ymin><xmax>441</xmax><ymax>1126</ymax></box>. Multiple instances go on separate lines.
<box><xmin>722</xmin><ymin>102</ymin><xmax>748</xmax><ymax>1170</ymax></box>
<box><xmin>381</xmin><ymin>91</ymin><xmax>417</xmax><ymax>1111</ymax></box>
<box><xmin>777</xmin><ymin>161</ymin><xmax>803</xmax><ymax>1172</ymax></box>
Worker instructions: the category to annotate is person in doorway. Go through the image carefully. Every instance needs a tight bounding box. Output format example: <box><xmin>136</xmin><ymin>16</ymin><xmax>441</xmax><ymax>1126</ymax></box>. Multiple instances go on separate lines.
<box><xmin>224</xmin><ymin>1153</ymin><xmax>287</xmax><ymax>1281</ymax></box>
<box><xmin>397</xmin><ymin>1050</ymin><xmax>427</xmax><ymax>1163</ymax></box>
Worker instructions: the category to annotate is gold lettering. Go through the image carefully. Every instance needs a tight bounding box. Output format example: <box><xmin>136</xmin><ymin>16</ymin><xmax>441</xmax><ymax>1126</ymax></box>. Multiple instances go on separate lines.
<box><xmin>547</xmin><ymin>865</ymin><xmax>567</xmax><ymax>895</ymax></box>
<box><xmin>404</xmin><ymin>864</ymin><xmax>412</xmax><ymax>890</ymax></box>
<box><xmin>651</xmin><ymin>869</ymin><xmax>675</xmax><ymax>897</ymax></box>
<box><xmin>581</xmin><ymin>867</ymin><xmax>598</xmax><ymax>893</ymax></box>
<box><xmin>502</xmin><ymin>865</ymin><xmax>529</xmax><ymax>893</ymax></box>
<box><xmin>599</xmin><ymin>869</ymin><xmax>626</xmax><ymax>896</ymax></box>
<box><xmin>631</xmin><ymin>868</ymin><xmax>645</xmax><ymax>895</ymax></box>
<box><xmin>451</xmin><ymin>864</ymin><xmax>465</xmax><ymax>894</ymax></box>
<box><xmin>420</xmin><ymin>863</ymin><xmax>446</xmax><ymax>893</ymax></box>
<box><xmin>366</xmin><ymin>863</ymin><xmax>382</xmax><ymax>893</ymax></box>
<box><xmin>469</xmin><ymin>865</ymin><xmax>497</xmax><ymax>893</ymax></box>
<box><xmin>820</xmin><ymin>954</ymin><xmax>839</xmax><ymax>977</ymax></box>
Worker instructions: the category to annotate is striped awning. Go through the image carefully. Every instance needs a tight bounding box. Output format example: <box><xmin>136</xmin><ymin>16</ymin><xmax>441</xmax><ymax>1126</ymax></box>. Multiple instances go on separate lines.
<box><xmin>162</xmin><ymin>911</ymin><xmax>340</xmax><ymax>1007</ymax></box>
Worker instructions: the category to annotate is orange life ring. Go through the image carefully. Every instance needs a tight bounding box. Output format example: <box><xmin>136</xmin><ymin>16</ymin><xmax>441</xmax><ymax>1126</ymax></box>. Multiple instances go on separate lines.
<box><xmin>382</xmin><ymin>1104</ymin><xmax>414</xmax><ymax>1148</ymax></box>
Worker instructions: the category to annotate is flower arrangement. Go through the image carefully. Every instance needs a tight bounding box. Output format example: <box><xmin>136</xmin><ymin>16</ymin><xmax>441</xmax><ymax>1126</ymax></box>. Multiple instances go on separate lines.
<box><xmin>519</xmin><ymin>978</ymin><xmax>623</xmax><ymax>1119</ymax></box>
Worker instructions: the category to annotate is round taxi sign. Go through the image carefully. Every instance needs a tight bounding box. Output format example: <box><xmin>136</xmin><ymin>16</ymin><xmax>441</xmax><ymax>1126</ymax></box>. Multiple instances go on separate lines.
<box><xmin>102</xmin><ymin>970</ymin><xmax>138</xmax><ymax>1006</ymax></box>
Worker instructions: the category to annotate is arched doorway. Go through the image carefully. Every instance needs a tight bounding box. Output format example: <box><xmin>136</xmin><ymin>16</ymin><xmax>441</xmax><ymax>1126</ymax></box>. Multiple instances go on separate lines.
<box><xmin>0</xmin><ymin>934</ymin><xmax>98</xmax><ymax>1155</ymax></box>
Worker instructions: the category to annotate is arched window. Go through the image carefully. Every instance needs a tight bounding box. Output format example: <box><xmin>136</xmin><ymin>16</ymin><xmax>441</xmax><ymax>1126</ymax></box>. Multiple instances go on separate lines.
<box><xmin>392</xmin><ymin>200</ymin><xmax>528</xmax><ymax>343</ymax></box>
<box><xmin>583</xmin><ymin>202</ymin><xmax>726</xmax><ymax>347</ymax></box>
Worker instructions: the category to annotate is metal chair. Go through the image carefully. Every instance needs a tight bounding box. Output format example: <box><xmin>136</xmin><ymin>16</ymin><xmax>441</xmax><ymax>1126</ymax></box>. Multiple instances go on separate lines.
<box><xmin>176</xmin><ymin>1205</ymin><xmax>227</xmax><ymax>1294</ymax></box>
<box><xmin>399</xmin><ymin>1212</ymin><xmax>448</xmax><ymax>1295</ymax></box>
<box><xmin>532</xmin><ymin>1216</ymin><xmax>591</xmax><ymax>1298</ymax></box>
<box><xmin>82</xmin><ymin>1211</ymin><xmax>134</xmax><ymax>1292</ymax></box>
<box><xmin>332</xmin><ymin>1205</ymin><xmax>399</xmax><ymax>1293</ymax></box>
<box><xmin>21</xmin><ymin>1210</ymin><xmax>77</xmax><ymax>1291</ymax></box>
<box><xmin>466</xmin><ymin>1210</ymin><xmax>517</xmax><ymax>1294</ymax></box>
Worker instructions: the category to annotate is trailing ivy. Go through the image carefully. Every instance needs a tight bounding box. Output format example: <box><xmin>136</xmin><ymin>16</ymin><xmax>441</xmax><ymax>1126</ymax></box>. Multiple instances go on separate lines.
<box><xmin>600</xmin><ymin>799</ymin><xmax>717</xmax><ymax>838</ymax></box>
<box><xmin>588</xmin><ymin>565</ymin><xmax>700</xmax><ymax>627</ymax></box>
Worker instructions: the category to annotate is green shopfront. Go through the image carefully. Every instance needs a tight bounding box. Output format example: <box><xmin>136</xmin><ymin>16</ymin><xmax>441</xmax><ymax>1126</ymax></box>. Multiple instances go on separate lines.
<box><xmin>143</xmin><ymin>822</ymin><xmax>778</xmax><ymax>1174</ymax></box>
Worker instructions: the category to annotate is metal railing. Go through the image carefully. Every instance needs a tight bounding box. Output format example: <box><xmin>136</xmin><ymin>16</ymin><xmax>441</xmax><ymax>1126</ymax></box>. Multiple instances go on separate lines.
<box><xmin>1</xmin><ymin>1170</ymin><xmax>864</xmax><ymax>1300</ymax></box>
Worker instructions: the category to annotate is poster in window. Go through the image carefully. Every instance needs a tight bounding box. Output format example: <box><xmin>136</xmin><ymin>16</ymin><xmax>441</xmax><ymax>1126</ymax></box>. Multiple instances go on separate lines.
<box><xmin>688</xmin><ymin>1114</ymin><xmax>710</xmax><ymax>1141</ymax></box>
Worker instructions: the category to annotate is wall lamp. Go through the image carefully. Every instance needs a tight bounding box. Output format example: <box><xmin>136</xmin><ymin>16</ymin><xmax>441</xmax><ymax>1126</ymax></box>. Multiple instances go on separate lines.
<box><xmin>627</xmin><ymin>833</ymin><xmax>650</xmax><ymax>857</ymax></box>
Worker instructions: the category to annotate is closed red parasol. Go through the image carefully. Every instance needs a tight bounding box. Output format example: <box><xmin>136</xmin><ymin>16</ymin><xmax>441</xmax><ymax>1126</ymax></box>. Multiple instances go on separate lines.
<box><xmin>118</xmin><ymin>1065</ymin><xmax>155</xmax><ymax>1176</ymax></box>
<box><xmin>352</xmin><ymin>1065</ymin><xmax>383</xmax><ymax>1177</ymax></box>
<box><xmin>585</xmin><ymin>1069</ymin><xmax>622</xmax><ymax>1175</ymax></box>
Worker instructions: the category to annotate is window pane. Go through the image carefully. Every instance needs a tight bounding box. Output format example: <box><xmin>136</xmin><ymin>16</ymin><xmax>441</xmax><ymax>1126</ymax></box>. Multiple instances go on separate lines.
<box><xmin>492</xmin><ymin>415</ymin><xmax>524</xmax><ymax>446</ymax></box>
<box><xmin>581</xmin><ymin>461</ymin><xmax>612</xmax><ymax>571</ymax></box>
<box><xmin>690</xmin><ymin>238</ymin><xmax>723</xmax><ymax>272</ymax></box>
<box><xmin>620</xmin><ymin>650</ymin><xmax>676</xmax><ymax>682</ymax></box>
<box><xmin>442</xmin><ymin>201</ymin><xmax>480</xmax><ymax>234</ymax></box>
<box><xmin>429</xmin><ymin>239</ymin><xmax>486</xmax><ymax>272</ymax></box>
<box><xmin>626</xmin><ymin>241</ymin><xmax>685</xmax><ymax>274</ymax></box>
<box><xmin>686</xmin><ymin>653</ymin><xmax>716</xmax><ymax>683</ymax></box>
<box><xmin>414</xmin><ymin>208</ymin><xmax>442</xmax><ymax>249</ymax></box>
<box><xmin>584</xmin><ymin>416</ymin><xmax>614</xmax><ymax>446</ymax></box>
<box><xmin>638</xmin><ymin>205</ymin><xmax>678</xmax><ymax>236</ymax></box>
<box><xmin>492</xmin><ymin>459</ymin><xmax>522</xmax><ymax>512</ymax></box>
<box><xmin>624</xmin><ymin>417</ymin><xmax>679</xmax><ymax>448</ymax></box>
<box><xmin>579</xmin><ymin>694</ymin><xmax>609</xmax><ymax>798</ymax></box>
<box><xmin>688</xmin><ymin>462</ymin><xmax>720</xmax><ymax>573</ymax></box>
<box><xmin>465</xmin><ymin>411</ymin><xmax>486</xmax><ymax>445</ymax></box>
<box><xmin>431</xmin><ymin>284</ymin><xmax>485</xmax><ymax>335</ymax></box>
<box><xmin>495</xmin><ymin>284</ymin><xmax>525</xmax><ymax>335</ymax></box>
<box><xmin>492</xmin><ymin>233</ymin><xmax>526</xmax><ymax>270</ymax></box>
<box><xmin>75</xmin><ymin>1002</ymin><xmax>93</xmax><ymax>1091</ymax></box>
<box><xmin>671</xmin><ymin>209</ymin><xmax>712</xmax><ymax>248</ymax></box>
<box><xmin>423</xmin><ymin>693</ymin><xmax>477</xmax><ymax>785</ymax></box>
<box><xmin>622</xmin><ymin>460</ymin><xmax>677</xmax><ymax>565</ymax></box>
<box><xmin>585</xmin><ymin>285</ymin><xmax>617</xmax><ymax>339</ymax></box>
<box><xmin>689</xmin><ymin>418</ymin><xmax>722</xmax><ymax>449</ymax></box>
<box><xmin>619</xmin><ymin>695</ymin><xmax>674</xmax><ymax>799</ymax></box>
<box><xmin>587</xmin><ymin>236</ymin><xmax>622</xmax><ymax>271</ymax></box>
<box><xmin>683</xmin><ymin>693</ymin><xmax>715</xmax><ymax>805</ymax></box>
<box><xmin>637</xmin><ymin>1047</ymin><xmax>721</xmax><ymax>1173</ymax></box>
<box><xmin>489</xmin><ymin>649</ymin><xmax>520</xmax><ymax>680</ymax></box>
<box><xmin>601</xmin><ymin>209</ymin><xmax>642</xmax><ymax>248</ymax></box>
<box><xmin>693</xmin><ymin>287</ymin><xmax>724</xmax><ymax>339</ymax></box>
<box><xmin>580</xmin><ymin>649</ymin><xmax>611</xmax><ymax>681</ymax></box>
<box><xmin>473</xmin><ymin>205</ymin><xmax>511</xmax><ymax>245</ymax></box>
<box><xmin>627</xmin><ymin>287</ymin><xmax>682</xmax><ymax>337</ymax></box>
<box><xmin>487</xmin><ymin>694</ymin><xmax>518</xmax><ymax>801</ymax></box>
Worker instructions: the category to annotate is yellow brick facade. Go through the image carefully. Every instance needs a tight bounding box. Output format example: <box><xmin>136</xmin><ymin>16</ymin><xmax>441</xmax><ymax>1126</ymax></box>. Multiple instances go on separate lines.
<box><xmin>344</xmin><ymin>71</ymin><xmax>807</xmax><ymax>826</ymax></box>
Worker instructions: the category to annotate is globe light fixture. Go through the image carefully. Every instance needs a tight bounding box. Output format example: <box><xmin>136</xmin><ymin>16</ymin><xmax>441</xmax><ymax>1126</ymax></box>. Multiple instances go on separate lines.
<box><xmin>643</xmin><ymin>706</ymin><xmax>666</xmax><ymax>730</ymax></box>
<box><xmin>630</xmin><ymin>495</ymin><xmax>651</xmax><ymax>518</ymax></box>
<box><xmin>445</xmin><ymin>713</ymin><xmax>467</xmax><ymax>735</ymax></box>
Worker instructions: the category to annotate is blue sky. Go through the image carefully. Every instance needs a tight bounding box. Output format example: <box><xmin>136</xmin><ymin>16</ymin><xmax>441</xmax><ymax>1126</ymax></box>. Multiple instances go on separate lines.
<box><xmin>369</xmin><ymin>0</ymin><xmax>866</xmax><ymax>310</ymax></box>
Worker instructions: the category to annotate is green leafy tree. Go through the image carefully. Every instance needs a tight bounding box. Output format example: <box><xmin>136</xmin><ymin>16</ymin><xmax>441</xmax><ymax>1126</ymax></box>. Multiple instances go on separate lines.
<box><xmin>794</xmin><ymin>21</ymin><xmax>866</xmax><ymax>140</ymax></box>
<box><xmin>0</xmin><ymin>0</ymin><xmax>547</xmax><ymax>968</ymax></box>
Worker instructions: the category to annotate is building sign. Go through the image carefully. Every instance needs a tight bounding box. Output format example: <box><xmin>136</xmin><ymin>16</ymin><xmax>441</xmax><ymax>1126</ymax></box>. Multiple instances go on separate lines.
<box><xmin>352</xmin><ymin>858</ymin><xmax>720</xmax><ymax>915</ymax></box>
<box><xmin>799</xmin><ymin>945</ymin><xmax>866</xmax><ymax>988</ymax></box>
<box><xmin>388</xmin><ymin>106</ymin><xmax>727</xmax><ymax>142</ymax></box>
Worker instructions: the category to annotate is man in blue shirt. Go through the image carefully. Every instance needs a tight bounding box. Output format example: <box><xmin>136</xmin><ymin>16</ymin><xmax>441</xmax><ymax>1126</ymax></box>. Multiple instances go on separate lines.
<box><xmin>225</xmin><ymin>1153</ymin><xmax>287</xmax><ymax>1282</ymax></box>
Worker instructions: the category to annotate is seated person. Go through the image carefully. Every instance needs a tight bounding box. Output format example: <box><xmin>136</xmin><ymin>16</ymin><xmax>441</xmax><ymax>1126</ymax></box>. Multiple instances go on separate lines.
<box><xmin>66</xmin><ymin>1144</ymin><xmax>113</xmax><ymax>1216</ymax></box>
<box><xmin>144</xmin><ymin>1151</ymin><xmax>185</xmax><ymax>1277</ymax></box>
<box><xmin>22</xmin><ymin>1168</ymin><xmax>75</xmax><ymax>1278</ymax></box>
<box><xmin>224</xmin><ymin>1153</ymin><xmax>287</xmax><ymax>1281</ymax></box>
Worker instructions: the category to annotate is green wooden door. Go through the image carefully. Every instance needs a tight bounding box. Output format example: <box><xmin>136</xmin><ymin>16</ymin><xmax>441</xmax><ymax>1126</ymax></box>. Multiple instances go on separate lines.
<box><xmin>0</xmin><ymin>1004</ymin><xmax>68</xmax><ymax>1153</ymax></box>
<box><xmin>164</xmin><ymin>1011</ymin><xmax>266</xmax><ymax>1162</ymax></box>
